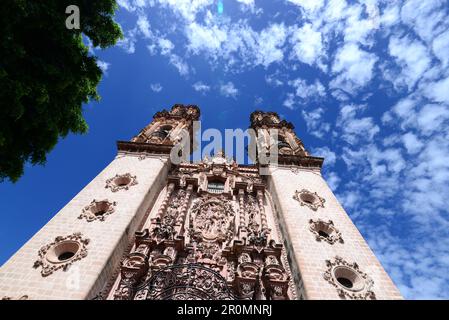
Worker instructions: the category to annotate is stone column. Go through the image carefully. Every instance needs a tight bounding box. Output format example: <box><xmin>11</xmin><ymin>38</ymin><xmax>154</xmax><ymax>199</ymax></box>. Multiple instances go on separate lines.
<box><xmin>238</xmin><ymin>189</ymin><xmax>247</xmax><ymax>240</ymax></box>
<box><xmin>257</xmin><ymin>190</ymin><xmax>268</xmax><ymax>231</ymax></box>
<box><xmin>156</xmin><ymin>183</ymin><xmax>175</xmax><ymax>219</ymax></box>
<box><xmin>177</xmin><ymin>184</ymin><xmax>193</xmax><ymax>227</ymax></box>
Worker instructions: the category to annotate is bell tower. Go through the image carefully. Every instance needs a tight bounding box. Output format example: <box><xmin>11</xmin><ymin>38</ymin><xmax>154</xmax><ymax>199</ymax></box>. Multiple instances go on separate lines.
<box><xmin>0</xmin><ymin>104</ymin><xmax>199</xmax><ymax>300</ymax></box>
<box><xmin>251</xmin><ymin>111</ymin><xmax>402</xmax><ymax>300</ymax></box>
<box><xmin>249</xmin><ymin>110</ymin><xmax>323</xmax><ymax>167</ymax></box>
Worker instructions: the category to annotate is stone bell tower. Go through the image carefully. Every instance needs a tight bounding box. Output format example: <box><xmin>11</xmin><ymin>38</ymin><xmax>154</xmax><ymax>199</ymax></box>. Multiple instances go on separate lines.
<box><xmin>250</xmin><ymin>111</ymin><xmax>402</xmax><ymax>300</ymax></box>
<box><xmin>0</xmin><ymin>104</ymin><xmax>199</xmax><ymax>300</ymax></box>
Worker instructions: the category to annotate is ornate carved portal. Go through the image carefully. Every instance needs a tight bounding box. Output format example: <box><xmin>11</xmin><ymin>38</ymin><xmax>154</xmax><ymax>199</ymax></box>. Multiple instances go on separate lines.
<box><xmin>131</xmin><ymin>264</ymin><xmax>235</xmax><ymax>300</ymax></box>
<box><xmin>111</xmin><ymin>153</ymin><xmax>292</xmax><ymax>300</ymax></box>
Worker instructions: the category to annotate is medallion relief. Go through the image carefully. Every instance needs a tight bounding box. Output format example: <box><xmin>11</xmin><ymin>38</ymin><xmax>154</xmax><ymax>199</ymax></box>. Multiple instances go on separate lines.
<box><xmin>105</xmin><ymin>173</ymin><xmax>137</xmax><ymax>192</ymax></box>
<box><xmin>323</xmin><ymin>256</ymin><xmax>376</xmax><ymax>300</ymax></box>
<box><xmin>78</xmin><ymin>199</ymin><xmax>117</xmax><ymax>222</ymax></box>
<box><xmin>293</xmin><ymin>189</ymin><xmax>325</xmax><ymax>211</ymax></box>
<box><xmin>33</xmin><ymin>232</ymin><xmax>90</xmax><ymax>277</ymax></box>
<box><xmin>309</xmin><ymin>219</ymin><xmax>343</xmax><ymax>244</ymax></box>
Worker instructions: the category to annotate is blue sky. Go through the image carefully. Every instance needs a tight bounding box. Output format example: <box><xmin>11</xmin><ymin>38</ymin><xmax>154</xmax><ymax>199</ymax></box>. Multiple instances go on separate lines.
<box><xmin>1</xmin><ymin>0</ymin><xmax>449</xmax><ymax>299</ymax></box>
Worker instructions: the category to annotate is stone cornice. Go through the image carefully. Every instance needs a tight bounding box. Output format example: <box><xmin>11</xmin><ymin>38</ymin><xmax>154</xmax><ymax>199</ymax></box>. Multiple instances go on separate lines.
<box><xmin>116</xmin><ymin>141</ymin><xmax>173</xmax><ymax>155</ymax></box>
<box><xmin>260</xmin><ymin>155</ymin><xmax>324</xmax><ymax>169</ymax></box>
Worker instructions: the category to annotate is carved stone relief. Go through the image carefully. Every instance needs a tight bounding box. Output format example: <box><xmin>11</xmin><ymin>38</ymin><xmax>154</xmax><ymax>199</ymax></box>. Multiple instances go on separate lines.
<box><xmin>323</xmin><ymin>256</ymin><xmax>376</xmax><ymax>300</ymax></box>
<box><xmin>293</xmin><ymin>189</ymin><xmax>325</xmax><ymax>211</ymax></box>
<box><xmin>33</xmin><ymin>232</ymin><xmax>90</xmax><ymax>277</ymax></box>
<box><xmin>78</xmin><ymin>199</ymin><xmax>117</xmax><ymax>222</ymax></box>
<box><xmin>309</xmin><ymin>219</ymin><xmax>343</xmax><ymax>244</ymax></box>
<box><xmin>189</xmin><ymin>196</ymin><xmax>235</xmax><ymax>244</ymax></box>
<box><xmin>105</xmin><ymin>173</ymin><xmax>138</xmax><ymax>192</ymax></box>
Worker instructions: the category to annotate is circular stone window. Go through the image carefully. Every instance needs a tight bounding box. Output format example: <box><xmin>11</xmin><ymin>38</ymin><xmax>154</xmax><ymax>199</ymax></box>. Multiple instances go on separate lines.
<box><xmin>114</xmin><ymin>176</ymin><xmax>132</xmax><ymax>187</ymax></box>
<box><xmin>300</xmin><ymin>193</ymin><xmax>317</xmax><ymax>205</ymax></box>
<box><xmin>79</xmin><ymin>199</ymin><xmax>117</xmax><ymax>222</ymax></box>
<box><xmin>45</xmin><ymin>241</ymin><xmax>80</xmax><ymax>264</ymax></box>
<box><xmin>318</xmin><ymin>229</ymin><xmax>330</xmax><ymax>239</ymax></box>
<box><xmin>91</xmin><ymin>200</ymin><xmax>111</xmax><ymax>217</ymax></box>
<box><xmin>105</xmin><ymin>173</ymin><xmax>138</xmax><ymax>192</ymax></box>
<box><xmin>293</xmin><ymin>189</ymin><xmax>325</xmax><ymax>211</ymax></box>
<box><xmin>323</xmin><ymin>256</ymin><xmax>376</xmax><ymax>300</ymax></box>
<box><xmin>309</xmin><ymin>219</ymin><xmax>343</xmax><ymax>244</ymax></box>
<box><xmin>333</xmin><ymin>266</ymin><xmax>364</xmax><ymax>292</ymax></box>
<box><xmin>33</xmin><ymin>232</ymin><xmax>90</xmax><ymax>277</ymax></box>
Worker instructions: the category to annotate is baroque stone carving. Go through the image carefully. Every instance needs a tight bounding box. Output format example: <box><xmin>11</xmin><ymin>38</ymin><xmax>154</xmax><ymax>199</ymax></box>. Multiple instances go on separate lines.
<box><xmin>323</xmin><ymin>256</ymin><xmax>376</xmax><ymax>300</ymax></box>
<box><xmin>78</xmin><ymin>199</ymin><xmax>117</xmax><ymax>222</ymax></box>
<box><xmin>151</xmin><ymin>217</ymin><xmax>176</xmax><ymax>242</ymax></box>
<box><xmin>309</xmin><ymin>219</ymin><xmax>343</xmax><ymax>244</ymax></box>
<box><xmin>293</xmin><ymin>189</ymin><xmax>325</xmax><ymax>211</ymax></box>
<box><xmin>189</xmin><ymin>196</ymin><xmax>235</xmax><ymax>244</ymax></box>
<box><xmin>33</xmin><ymin>232</ymin><xmax>90</xmax><ymax>277</ymax></box>
<box><xmin>105</xmin><ymin>173</ymin><xmax>138</xmax><ymax>192</ymax></box>
<box><xmin>137</xmin><ymin>264</ymin><xmax>235</xmax><ymax>300</ymax></box>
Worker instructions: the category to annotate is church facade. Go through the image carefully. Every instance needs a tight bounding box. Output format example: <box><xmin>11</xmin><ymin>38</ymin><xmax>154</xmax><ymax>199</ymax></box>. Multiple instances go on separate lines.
<box><xmin>0</xmin><ymin>104</ymin><xmax>402</xmax><ymax>300</ymax></box>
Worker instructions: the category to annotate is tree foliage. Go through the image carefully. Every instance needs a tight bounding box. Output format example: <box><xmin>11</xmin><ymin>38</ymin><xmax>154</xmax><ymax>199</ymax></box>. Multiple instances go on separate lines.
<box><xmin>0</xmin><ymin>1</ymin><xmax>122</xmax><ymax>182</ymax></box>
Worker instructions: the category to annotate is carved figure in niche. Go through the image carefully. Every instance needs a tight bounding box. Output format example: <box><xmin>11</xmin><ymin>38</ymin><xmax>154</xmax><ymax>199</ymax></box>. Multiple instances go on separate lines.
<box><xmin>246</xmin><ymin>195</ymin><xmax>260</xmax><ymax>234</ymax></box>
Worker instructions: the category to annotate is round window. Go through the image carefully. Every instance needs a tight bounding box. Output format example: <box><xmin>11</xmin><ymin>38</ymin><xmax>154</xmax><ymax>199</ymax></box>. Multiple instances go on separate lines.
<box><xmin>45</xmin><ymin>241</ymin><xmax>80</xmax><ymax>264</ymax></box>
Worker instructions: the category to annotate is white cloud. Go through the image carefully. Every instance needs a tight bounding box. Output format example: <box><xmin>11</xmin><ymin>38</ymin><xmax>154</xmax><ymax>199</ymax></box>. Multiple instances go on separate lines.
<box><xmin>97</xmin><ymin>60</ymin><xmax>110</xmax><ymax>73</ymax></box>
<box><xmin>256</xmin><ymin>24</ymin><xmax>287</xmax><ymax>67</ymax></box>
<box><xmin>337</xmin><ymin>104</ymin><xmax>380</xmax><ymax>144</ymax></box>
<box><xmin>388</xmin><ymin>35</ymin><xmax>431</xmax><ymax>90</ymax></box>
<box><xmin>326</xmin><ymin>171</ymin><xmax>341</xmax><ymax>191</ymax></box>
<box><xmin>423</xmin><ymin>76</ymin><xmax>449</xmax><ymax>104</ymax></box>
<box><xmin>432</xmin><ymin>30</ymin><xmax>449</xmax><ymax>67</ymax></box>
<box><xmin>265</xmin><ymin>73</ymin><xmax>284</xmax><ymax>87</ymax></box>
<box><xmin>137</xmin><ymin>14</ymin><xmax>152</xmax><ymax>38</ymax></box>
<box><xmin>312</xmin><ymin>146</ymin><xmax>337</xmax><ymax>166</ymax></box>
<box><xmin>343</xmin><ymin>3</ymin><xmax>379</xmax><ymax>46</ymax></box>
<box><xmin>185</xmin><ymin>20</ymin><xmax>288</xmax><ymax>70</ymax></box>
<box><xmin>236</xmin><ymin>0</ymin><xmax>255</xmax><ymax>11</ymax></box>
<box><xmin>331</xmin><ymin>43</ymin><xmax>378</xmax><ymax>94</ymax></box>
<box><xmin>157</xmin><ymin>0</ymin><xmax>213</xmax><ymax>22</ymax></box>
<box><xmin>150</xmin><ymin>83</ymin><xmax>163</xmax><ymax>92</ymax></box>
<box><xmin>302</xmin><ymin>107</ymin><xmax>331</xmax><ymax>139</ymax></box>
<box><xmin>402</xmin><ymin>132</ymin><xmax>423</xmax><ymax>155</ymax></box>
<box><xmin>117</xmin><ymin>28</ymin><xmax>138</xmax><ymax>54</ymax></box>
<box><xmin>288</xmin><ymin>78</ymin><xmax>326</xmax><ymax>100</ymax></box>
<box><xmin>379</xmin><ymin>3</ymin><xmax>400</xmax><ymax>30</ymax></box>
<box><xmin>290</xmin><ymin>23</ymin><xmax>326</xmax><ymax>70</ymax></box>
<box><xmin>400</xmin><ymin>0</ymin><xmax>448</xmax><ymax>44</ymax></box>
<box><xmin>192</xmin><ymin>81</ymin><xmax>210</xmax><ymax>93</ymax></box>
<box><xmin>283</xmin><ymin>93</ymin><xmax>295</xmax><ymax>110</ymax></box>
<box><xmin>158</xmin><ymin>38</ymin><xmax>174</xmax><ymax>55</ymax></box>
<box><xmin>220</xmin><ymin>82</ymin><xmax>238</xmax><ymax>98</ymax></box>
<box><xmin>417</xmin><ymin>104</ymin><xmax>449</xmax><ymax>135</ymax></box>
<box><xmin>169</xmin><ymin>54</ymin><xmax>189</xmax><ymax>76</ymax></box>
<box><xmin>186</xmin><ymin>22</ymin><xmax>227</xmax><ymax>55</ymax></box>
<box><xmin>287</xmin><ymin>0</ymin><xmax>324</xmax><ymax>12</ymax></box>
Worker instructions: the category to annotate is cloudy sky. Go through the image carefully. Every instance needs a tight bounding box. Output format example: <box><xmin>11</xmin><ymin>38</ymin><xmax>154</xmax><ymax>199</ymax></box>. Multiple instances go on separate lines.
<box><xmin>1</xmin><ymin>0</ymin><xmax>449</xmax><ymax>299</ymax></box>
